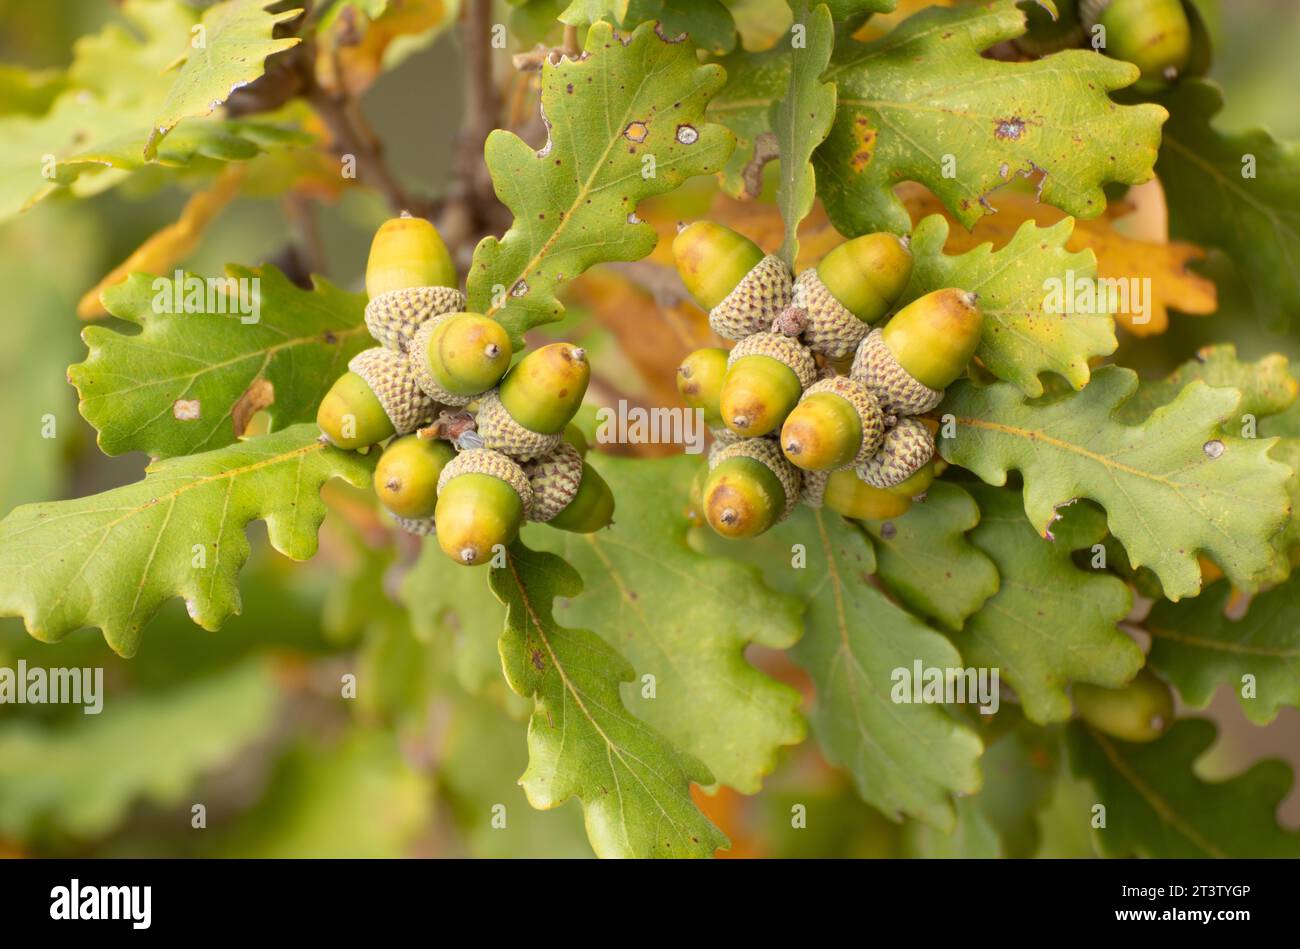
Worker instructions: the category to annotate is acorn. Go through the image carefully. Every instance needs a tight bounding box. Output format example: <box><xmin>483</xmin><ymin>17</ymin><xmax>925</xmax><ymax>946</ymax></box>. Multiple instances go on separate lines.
<box><xmin>822</xmin><ymin>468</ymin><xmax>913</xmax><ymax>521</ymax></box>
<box><xmin>889</xmin><ymin>458</ymin><xmax>935</xmax><ymax>500</ymax></box>
<box><xmin>686</xmin><ymin>461</ymin><xmax>709</xmax><ymax>525</ymax></box>
<box><xmin>366</xmin><ymin>213</ymin><xmax>457</xmax><ymax>300</ymax></box>
<box><xmin>410</xmin><ymin>312</ymin><xmax>513</xmax><ymax>406</ymax></box>
<box><xmin>719</xmin><ymin>332</ymin><xmax>817</xmax><ymax>438</ymax></box>
<box><xmin>364</xmin><ymin>215</ymin><xmax>463</xmax><ymax>351</ymax></box>
<box><xmin>1081</xmin><ymin>0</ymin><xmax>1191</xmax><ymax>85</ymax></box>
<box><xmin>476</xmin><ymin>343</ymin><xmax>590</xmax><ymax>461</ymax></box>
<box><xmin>434</xmin><ymin>448</ymin><xmax>533</xmax><ymax>566</ymax></box>
<box><xmin>673</xmin><ymin>221</ymin><xmax>793</xmax><ymax>340</ymax></box>
<box><xmin>852</xmin><ymin>289</ymin><xmax>982</xmax><ymax>415</ymax></box>
<box><xmin>374</xmin><ymin>435</ymin><xmax>456</xmax><ymax>520</ymax></box>
<box><xmin>780</xmin><ymin>376</ymin><xmax>885</xmax><ymax>472</ymax></box>
<box><xmin>524</xmin><ymin>442</ymin><xmax>615</xmax><ymax>533</ymax></box>
<box><xmin>1073</xmin><ymin>668</ymin><xmax>1175</xmax><ymax>743</ymax></box>
<box><xmin>857</xmin><ymin>417</ymin><xmax>935</xmax><ymax>490</ymax></box>
<box><xmin>677</xmin><ymin>347</ymin><xmax>729</xmax><ymax>427</ymax></box>
<box><xmin>792</xmin><ymin>233</ymin><xmax>913</xmax><ymax>359</ymax></box>
<box><xmin>317</xmin><ymin>347</ymin><xmax>432</xmax><ymax>449</ymax></box>
<box><xmin>562</xmin><ymin>422</ymin><xmax>590</xmax><ymax>457</ymax></box>
<box><xmin>703</xmin><ymin>437</ymin><xmax>801</xmax><ymax>539</ymax></box>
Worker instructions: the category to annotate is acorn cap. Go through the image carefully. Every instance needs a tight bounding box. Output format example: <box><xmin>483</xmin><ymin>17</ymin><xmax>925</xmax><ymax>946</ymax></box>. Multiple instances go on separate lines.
<box><xmin>787</xmin><ymin>376</ymin><xmax>886</xmax><ymax>470</ymax></box>
<box><xmin>348</xmin><ymin>346</ymin><xmax>433</xmax><ymax>435</ymax></box>
<box><xmin>857</xmin><ymin>417</ymin><xmax>935</xmax><ymax>489</ymax></box>
<box><xmin>709</xmin><ymin>255</ymin><xmax>794</xmax><ymax>341</ymax></box>
<box><xmin>524</xmin><ymin>441</ymin><xmax>584</xmax><ymax>522</ymax></box>
<box><xmin>851</xmin><ymin>328</ymin><xmax>945</xmax><ymax>416</ymax></box>
<box><xmin>365</xmin><ymin>286</ymin><xmax>466</xmax><ymax>352</ymax></box>
<box><xmin>437</xmin><ymin>447</ymin><xmax>533</xmax><ymax>519</ymax></box>
<box><xmin>790</xmin><ymin>268</ymin><xmax>869</xmax><ymax>360</ymax></box>
<box><xmin>474</xmin><ymin>388</ymin><xmax>561</xmax><ymax>461</ymax></box>
<box><xmin>391</xmin><ymin>513</ymin><xmax>437</xmax><ymax>536</ymax></box>
<box><xmin>709</xmin><ymin>437</ymin><xmax>801</xmax><ymax>523</ymax></box>
<box><xmin>800</xmin><ymin>468</ymin><xmax>829</xmax><ymax>509</ymax></box>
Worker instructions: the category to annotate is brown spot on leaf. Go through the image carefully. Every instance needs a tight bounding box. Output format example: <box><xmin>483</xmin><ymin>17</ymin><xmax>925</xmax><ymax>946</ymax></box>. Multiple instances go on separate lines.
<box><xmin>849</xmin><ymin>122</ymin><xmax>878</xmax><ymax>173</ymax></box>
<box><xmin>232</xmin><ymin>377</ymin><xmax>274</xmax><ymax>436</ymax></box>
<box><xmin>173</xmin><ymin>399</ymin><xmax>201</xmax><ymax>421</ymax></box>
<box><xmin>994</xmin><ymin>117</ymin><xmax>1026</xmax><ymax>140</ymax></box>
<box><xmin>624</xmin><ymin>121</ymin><xmax>649</xmax><ymax>143</ymax></box>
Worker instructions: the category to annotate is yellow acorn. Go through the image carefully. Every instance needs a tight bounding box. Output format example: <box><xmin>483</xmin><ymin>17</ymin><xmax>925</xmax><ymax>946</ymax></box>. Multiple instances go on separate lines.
<box><xmin>434</xmin><ymin>448</ymin><xmax>532</xmax><ymax>566</ymax></box>
<box><xmin>793</xmin><ymin>233</ymin><xmax>914</xmax><ymax>359</ymax></box>
<box><xmin>374</xmin><ymin>435</ymin><xmax>456</xmax><ymax>519</ymax></box>
<box><xmin>672</xmin><ymin>221</ymin><xmax>793</xmax><ymax>339</ymax></box>
<box><xmin>719</xmin><ymin>332</ymin><xmax>817</xmax><ymax>438</ymax></box>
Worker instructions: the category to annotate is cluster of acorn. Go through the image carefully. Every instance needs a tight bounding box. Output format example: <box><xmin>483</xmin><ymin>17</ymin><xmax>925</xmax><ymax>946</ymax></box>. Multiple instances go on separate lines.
<box><xmin>1015</xmin><ymin>0</ymin><xmax>1207</xmax><ymax>87</ymax></box>
<box><xmin>672</xmin><ymin>221</ymin><xmax>982</xmax><ymax>538</ymax></box>
<box><xmin>315</xmin><ymin>214</ymin><xmax>614</xmax><ymax>565</ymax></box>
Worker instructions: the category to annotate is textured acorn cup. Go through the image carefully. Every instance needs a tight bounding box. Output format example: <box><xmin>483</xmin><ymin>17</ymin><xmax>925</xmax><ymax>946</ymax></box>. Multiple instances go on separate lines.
<box><xmin>672</xmin><ymin>221</ymin><xmax>764</xmax><ymax>312</ymax></box>
<box><xmin>677</xmin><ymin>347</ymin><xmax>729</xmax><ymax>427</ymax></box>
<box><xmin>365</xmin><ymin>285</ymin><xmax>466</xmax><ymax>353</ymax></box>
<box><xmin>1083</xmin><ymin>0</ymin><xmax>1191</xmax><ymax>84</ymax></box>
<box><xmin>365</xmin><ymin>213</ymin><xmax>457</xmax><ymax>299</ymax></box>
<box><xmin>823</xmin><ymin>468</ymin><xmax>912</xmax><ymax>521</ymax></box>
<box><xmin>704</xmin><ymin>438</ymin><xmax>800</xmax><ymax>538</ymax></box>
<box><xmin>1073</xmin><ymin>668</ymin><xmax>1175</xmax><ymax>743</ymax></box>
<box><xmin>434</xmin><ymin>449</ymin><xmax>532</xmax><ymax>566</ymax></box>
<box><xmin>317</xmin><ymin>348</ymin><xmax>429</xmax><ymax>449</ymax></box>
<box><xmin>499</xmin><ymin>342</ymin><xmax>590</xmax><ymax>435</ymax></box>
<box><xmin>549</xmin><ymin>463</ymin><xmax>615</xmax><ymax>533</ymax></box>
<box><xmin>882</xmin><ymin>288</ymin><xmax>983</xmax><ymax>391</ymax></box>
<box><xmin>888</xmin><ymin>458</ymin><xmax>936</xmax><ymax>500</ymax></box>
<box><xmin>781</xmin><ymin>377</ymin><xmax>884</xmax><ymax>472</ymax></box>
<box><xmin>858</xmin><ymin>417</ymin><xmax>935</xmax><ymax>489</ymax></box>
<box><xmin>374</xmin><ymin>435</ymin><xmax>456</xmax><ymax>519</ymax></box>
<box><xmin>817</xmin><ymin>232</ymin><xmax>914</xmax><ymax>324</ymax></box>
<box><xmin>721</xmin><ymin>332</ymin><xmax>817</xmax><ymax>438</ymax></box>
<box><xmin>422</xmin><ymin>312</ymin><xmax>512</xmax><ymax>396</ymax></box>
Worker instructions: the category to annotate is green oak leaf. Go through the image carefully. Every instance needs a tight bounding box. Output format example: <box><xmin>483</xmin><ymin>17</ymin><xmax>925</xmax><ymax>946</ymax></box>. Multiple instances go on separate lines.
<box><xmin>69</xmin><ymin>266</ymin><xmax>370</xmax><ymax>459</ymax></box>
<box><xmin>960</xmin><ymin>484</ymin><xmax>1140</xmax><ymax>724</ymax></box>
<box><xmin>466</xmin><ymin>20</ymin><xmax>733</xmax><ymax>344</ymax></box>
<box><xmin>906</xmin><ymin>210</ymin><xmax>1116</xmax><ymax>398</ymax></box>
<box><xmin>1115</xmin><ymin>344</ymin><xmax>1298</xmax><ymax>425</ymax></box>
<box><xmin>774</xmin><ymin>2</ymin><xmax>835</xmax><ymax>267</ymax></box>
<box><xmin>213</xmin><ymin>728</ymin><xmax>432</xmax><ymax>858</ymax></box>
<box><xmin>0</xmin><ymin>659</ymin><xmax>279</xmax><ymax>841</ymax></box>
<box><xmin>861</xmin><ymin>480</ymin><xmax>999</xmax><ymax>632</ymax></box>
<box><xmin>0</xmin><ymin>0</ymin><xmax>303</xmax><ymax>221</ymax></box>
<box><xmin>0</xmin><ymin>424</ymin><xmax>373</xmax><ymax>657</ymax></box>
<box><xmin>144</xmin><ymin>0</ymin><xmax>303</xmax><ymax>159</ymax></box>
<box><xmin>815</xmin><ymin>0</ymin><xmax>1166</xmax><ymax>236</ymax></box>
<box><xmin>1155</xmin><ymin>81</ymin><xmax>1300</xmax><ymax>326</ymax></box>
<box><xmin>974</xmin><ymin>715</ymin><xmax>1062</xmax><ymax>858</ymax></box>
<box><xmin>902</xmin><ymin>796</ymin><xmax>1001</xmax><ymax>858</ymax></box>
<box><xmin>1263</xmin><ymin>401</ymin><xmax>1300</xmax><ymax>558</ymax></box>
<box><xmin>490</xmin><ymin>542</ymin><xmax>727</xmax><ymax>857</ymax></box>
<box><xmin>696</xmin><ymin>506</ymin><xmax>983</xmax><ymax>829</ymax></box>
<box><xmin>1067</xmin><ymin>719</ymin><xmax>1300</xmax><ymax>858</ymax></box>
<box><xmin>707</xmin><ymin>43</ymin><xmax>788</xmax><ymax>197</ymax></box>
<box><xmin>527</xmin><ymin>454</ymin><xmax>805</xmax><ymax>795</ymax></box>
<box><xmin>940</xmin><ymin>366</ymin><xmax>1293</xmax><ymax>600</ymax></box>
<box><xmin>820</xmin><ymin>0</ymin><xmax>897</xmax><ymax>25</ymax></box>
<box><xmin>1146</xmin><ymin>579</ymin><xmax>1300</xmax><ymax>725</ymax></box>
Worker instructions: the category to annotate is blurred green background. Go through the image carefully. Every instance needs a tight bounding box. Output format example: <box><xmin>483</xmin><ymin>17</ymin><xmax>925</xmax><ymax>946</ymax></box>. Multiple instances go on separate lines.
<box><xmin>0</xmin><ymin>0</ymin><xmax>1297</xmax><ymax>859</ymax></box>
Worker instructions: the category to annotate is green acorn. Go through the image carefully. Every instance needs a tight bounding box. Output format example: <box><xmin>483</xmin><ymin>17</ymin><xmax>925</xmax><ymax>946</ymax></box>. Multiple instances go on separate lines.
<box><xmin>477</xmin><ymin>343</ymin><xmax>590</xmax><ymax>461</ymax></box>
<box><xmin>434</xmin><ymin>448</ymin><xmax>533</xmax><ymax>565</ymax></box>
<box><xmin>524</xmin><ymin>441</ymin><xmax>615</xmax><ymax>534</ymax></box>
<box><xmin>563</xmin><ymin>422</ymin><xmax>590</xmax><ymax>457</ymax></box>
<box><xmin>889</xmin><ymin>458</ymin><xmax>936</xmax><ymax>500</ymax></box>
<box><xmin>677</xmin><ymin>347</ymin><xmax>729</xmax><ymax>427</ymax></box>
<box><xmin>366</xmin><ymin>213</ymin><xmax>457</xmax><ymax>300</ymax></box>
<box><xmin>673</xmin><ymin>221</ymin><xmax>793</xmax><ymax>340</ymax></box>
<box><xmin>703</xmin><ymin>438</ymin><xmax>801</xmax><ymax>539</ymax></box>
<box><xmin>411</xmin><ymin>312</ymin><xmax>513</xmax><ymax>405</ymax></box>
<box><xmin>364</xmin><ymin>215</ymin><xmax>463</xmax><ymax>351</ymax></box>
<box><xmin>719</xmin><ymin>332</ymin><xmax>817</xmax><ymax>438</ymax></box>
<box><xmin>1081</xmin><ymin>0</ymin><xmax>1191</xmax><ymax>85</ymax></box>
<box><xmin>1073</xmin><ymin>668</ymin><xmax>1175</xmax><ymax>743</ymax></box>
<box><xmin>780</xmin><ymin>376</ymin><xmax>885</xmax><ymax>472</ymax></box>
<box><xmin>857</xmin><ymin>417</ymin><xmax>935</xmax><ymax>490</ymax></box>
<box><xmin>852</xmin><ymin>288</ymin><xmax>983</xmax><ymax>415</ymax></box>
<box><xmin>317</xmin><ymin>347</ymin><xmax>432</xmax><ymax>450</ymax></box>
<box><xmin>374</xmin><ymin>435</ymin><xmax>456</xmax><ymax>520</ymax></box>
<box><xmin>793</xmin><ymin>233</ymin><xmax>913</xmax><ymax>358</ymax></box>
<box><xmin>822</xmin><ymin>468</ymin><xmax>913</xmax><ymax>520</ymax></box>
